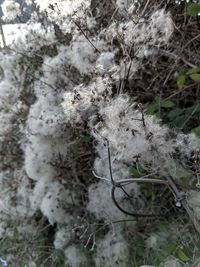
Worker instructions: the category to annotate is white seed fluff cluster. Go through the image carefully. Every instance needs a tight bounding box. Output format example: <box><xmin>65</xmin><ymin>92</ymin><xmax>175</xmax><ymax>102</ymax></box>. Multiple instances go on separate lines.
<box><xmin>33</xmin><ymin>0</ymin><xmax>91</xmax><ymax>33</ymax></box>
<box><xmin>91</xmin><ymin>95</ymin><xmax>199</xmax><ymax>178</ymax></box>
<box><xmin>95</xmin><ymin>230</ymin><xmax>129</xmax><ymax>267</ymax></box>
<box><xmin>117</xmin><ymin>9</ymin><xmax>174</xmax><ymax>57</ymax></box>
<box><xmin>2</xmin><ymin>0</ymin><xmax>21</xmax><ymax>21</ymax></box>
<box><xmin>0</xmin><ymin>1</ymin><xmax>199</xmax><ymax>266</ymax></box>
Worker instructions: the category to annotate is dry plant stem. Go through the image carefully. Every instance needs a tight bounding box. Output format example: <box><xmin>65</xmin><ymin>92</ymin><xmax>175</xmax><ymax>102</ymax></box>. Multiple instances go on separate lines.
<box><xmin>141</xmin><ymin>0</ymin><xmax>151</xmax><ymax>16</ymax></box>
<box><xmin>118</xmin><ymin>60</ymin><xmax>133</xmax><ymax>94</ymax></box>
<box><xmin>0</xmin><ymin>21</ymin><xmax>6</xmax><ymax>47</ymax></box>
<box><xmin>165</xmin><ymin>176</ymin><xmax>185</xmax><ymax>206</ymax></box>
<box><xmin>73</xmin><ymin>20</ymin><xmax>100</xmax><ymax>53</ymax></box>
<box><xmin>160</xmin><ymin>176</ymin><xmax>200</xmax><ymax>235</ymax></box>
<box><xmin>103</xmin><ymin>140</ymin><xmax>159</xmax><ymax>217</ymax></box>
<box><xmin>107</xmin><ymin>7</ymin><xmax>119</xmax><ymax>26</ymax></box>
<box><xmin>182</xmin><ymin>199</ymin><xmax>200</xmax><ymax>235</ymax></box>
<box><xmin>164</xmin><ymin>84</ymin><xmax>195</xmax><ymax>100</ymax></box>
<box><xmin>113</xmin><ymin>175</ymin><xmax>200</xmax><ymax>229</ymax></box>
<box><xmin>163</xmin><ymin>63</ymin><xmax>176</xmax><ymax>87</ymax></box>
<box><xmin>106</xmin><ymin>139</ymin><xmax>115</xmax><ymax>184</ymax></box>
<box><xmin>138</xmin><ymin>103</ymin><xmax>146</xmax><ymax>129</ymax></box>
<box><xmin>117</xmin><ymin>178</ymin><xmax>168</xmax><ymax>185</ymax></box>
<box><xmin>180</xmin><ymin>103</ymin><xmax>199</xmax><ymax>130</ymax></box>
<box><xmin>183</xmin><ymin>33</ymin><xmax>200</xmax><ymax>50</ymax></box>
<box><xmin>155</xmin><ymin>48</ymin><xmax>197</xmax><ymax>68</ymax></box>
<box><xmin>94</xmin><ymin>164</ymin><xmax>200</xmax><ymax>219</ymax></box>
<box><xmin>111</xmin><ymin>186</ymin><xmax>161</xmax><ymax>217</ymax></box>
<box><xmin>93</xmin><ymin>137</ymin><xmax>200</xmax><ymax>219</ymax></box>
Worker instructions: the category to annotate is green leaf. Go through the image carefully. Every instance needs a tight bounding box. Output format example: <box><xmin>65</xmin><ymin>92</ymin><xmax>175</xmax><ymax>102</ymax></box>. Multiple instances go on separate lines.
<box><xmin>129</xmin><ymin>166</ymin><xmax>143</xmax><ymax>178</ymax></box>
<box><xmin>80</xmin><ymin>135</ymin><xmax>92</xmax><ymax>144</ymax></box>
<box><xmin>190</xmin><ymin>73</ymin><xmax>200</xmax><ymax>82</ymax></box>
<box><xmin>177</xmin><ymin>249</ymin><xmax>190</xmax><ymax>262</ymax></box>
<box><xmin>162</xmin><ymin>243</ymin><xmax>177</xmax><ymax>254</ymax></box>
<box><xmin>177</xmin><ymin>74</ymin><xmax>186</xmax><ymax>90</ymax></box>
<box><xmin>168</xmin><ymin>108</ymin><xmax>183</xmax><ymax>119</ymax></box>
<box><xmin>129</xmin><ymin>167</ymin><xmax>140</xmax><ymax>177</ymax></box>
<box><xmin>162</xmin><ymin>100</ymin><xmax>175</xmax><ymax>108</ymax></box>
<box><xmin>186</xmin><ymin>67</ymin><xmax>200</xmax><ymax>75</ymax></box>
<box><xmin>192</xmin><ymin>126</ymin><xmax>200</xmax><ymax>138</ymax></box>
<box><xmin>140</xmin><ymin>183</ymin><xmax>152</xmax><ymax>198</ymax></box>
<box><xmin>146</xmin><ymin>103</ymin><xmax>157</xmax><ymax>115</ymax></box>
<box><xmin>158</xmin><ymin>223</ymin><xmax>169</xmax><ymax>232</ymax></box>
<box><xmin>169</xmin><ymin>115</ymin><xmax>186</xmax><ymax>129</ymax></box>
<box><xmin>186</xmin><ymin>103</ymin><xmax>200</xmax><ymax>115</ymax></box>
<box><xmin>187</xmin><ymin>3</ymin><xmax>200</xmax><ymax>17</ymax></box>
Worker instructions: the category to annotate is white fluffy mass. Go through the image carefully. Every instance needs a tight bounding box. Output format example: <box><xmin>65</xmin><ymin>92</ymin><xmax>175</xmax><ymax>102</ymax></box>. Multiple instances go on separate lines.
<box><xmin>64</xmin><ymin>245</ymin><xmax>88</xmax><ymax>267</ymax></box>
<box><xmin>2</xmin><ymin>0</ymin><xmax>21</xmax><ymax>21</ymax></box>
<box><xmin>0</xmin><ymin>1</ymin><xmax>199</xmax><ymax>266</ymax></box>
<box><xmin>117</xmin><ymin>8</ymin><xmax>173</xmax><ymax>57</ymax></box>
<box><xmin>33</xmin><ymin>0</ymin><xmax>91</xmax><ymax>31</ymax></box>
<box><xmin>90</xmin><ymin>95</ymin><xmax>199</xmax><ymax>178</ymax></box>
<box><xmin>95</xmin><ymin>230</ymin><xmax>129</xmax><ymax>267</ymax></box>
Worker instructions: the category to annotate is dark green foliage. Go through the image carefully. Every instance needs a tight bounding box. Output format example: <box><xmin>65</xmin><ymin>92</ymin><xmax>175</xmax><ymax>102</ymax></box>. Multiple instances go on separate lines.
<box><xmin>187</xmin><ymin>3</ymin><xmax>200</xmax><ymax>16</ymax></box>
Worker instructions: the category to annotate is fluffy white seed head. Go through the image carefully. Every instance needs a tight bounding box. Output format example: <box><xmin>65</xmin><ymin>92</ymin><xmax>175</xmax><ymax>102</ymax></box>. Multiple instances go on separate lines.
<box><xmin>2</xmin><ymin>0</ymin><xmax>21</xmax><ymax>21</ymax></box>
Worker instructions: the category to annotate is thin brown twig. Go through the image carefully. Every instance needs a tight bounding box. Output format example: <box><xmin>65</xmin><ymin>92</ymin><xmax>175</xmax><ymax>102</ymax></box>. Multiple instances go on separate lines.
<box><xmin>183</xmin><ymin>33</ymin><xmax>200</xmax><ymax>50</ymax></box>
<box><xmin>73</xmin><ymin>20</ymin><xmax>101</xmax><ymax>53</ymax></box>
<box><xmin>163</xmin><ymin>84</ymin><xmax>196</xmax><ymax>100</ymax></box>
<box><xmin>154</xmin><ymin>47</ymin><xmax>197</xmax><ymax>68</ymax></box>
